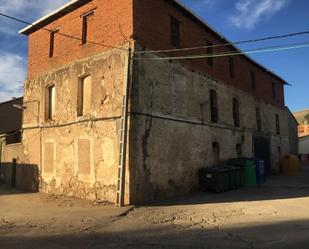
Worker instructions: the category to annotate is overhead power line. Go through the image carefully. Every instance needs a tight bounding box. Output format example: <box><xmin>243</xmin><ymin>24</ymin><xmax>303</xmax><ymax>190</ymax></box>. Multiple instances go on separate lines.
<box><xmin>134</xmin><ymin>40</ymin><xmax>309</xmax><ymax>60</ymax></box>
<box><xmin>0</xmin><ymin>12</ymin><xmax>128</xmax><ymax>51</ymax></box>
<box><xmin>134</xmin><ymin>30</ymin><xmax>309</xmax><ymax>54</ymax></box>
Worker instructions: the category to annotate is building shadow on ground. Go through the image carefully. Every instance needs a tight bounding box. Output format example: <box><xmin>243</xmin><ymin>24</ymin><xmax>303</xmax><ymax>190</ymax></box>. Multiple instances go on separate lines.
<box><xmin>0</xmin><ymin>218</ymin><xmax>308</xmax><ymax>249</ymax></box>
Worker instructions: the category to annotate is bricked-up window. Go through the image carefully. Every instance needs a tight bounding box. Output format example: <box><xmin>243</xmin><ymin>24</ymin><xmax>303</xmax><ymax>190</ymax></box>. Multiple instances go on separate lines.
<box><xmin>77</xmin><ymin>75</ymin><xmax>92</xmax><ymax>116</ymax></box>
<box><xmin>275</xmin><ymin>114</ymin><xmax>280</xmax><ymax>135</ymax></box>
<box><xmin>229</xmin><ymin>57</ymin><xmax>234</xmax><ymax>78</ymax></box>
<box><xmin>170</xmin><ymin>16</ymin><xmax>180</xmax><ymax>48</ymax></box>
<box><xmin>251</xmin><ymin>71</ymin><xmax>256</xmax><ymax>89</ymax></box>
<box><xmin>206</xmin><ymin>41</ymin><xmax>213</xmax><ymax>66</ymax></box>
<box><xmin>49</xmin><ymin>29</ymin><xmax>58</xmax><ymax>58</ymax></box>
<box><xmin>212</xmin><ymin>142</ymin><xmax>220</xmax><ymax>162</ymax></box>
<box><xmin>45</xmin><ymin>85</ymin><xmax>55</xmax><ymax>120</ymax></box>
<box><xmin>81</xmin><ymin>12</ymin><xmax>94</xmax><ymax>45</ymax></box>
<box><xmin>272</xmin><ymin>82</ymin><xmax>276</xmax><ymax>99</ymax></box>
<box><xmin>210</xmin><ymin>89</ymin><xmax>218</xmax><ymax>123</ymax></box>
<box><xmin>256</xmin><ymin>107</ymin><xmax>262</xmax><ymax>132</ymax></box>
<box><xmin>233</xmin><ymin>98</ymin><xmax>240</xmax><ymax>127</ymax></box>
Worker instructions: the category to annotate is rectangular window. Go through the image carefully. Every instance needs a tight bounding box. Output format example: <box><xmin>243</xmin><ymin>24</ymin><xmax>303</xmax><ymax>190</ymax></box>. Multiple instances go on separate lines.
<box><xmin>275</xmin><ymin>114</ymin><xmax>280</xmax><ymax>135</ymax></box>
<box><xmin>256</xmin><ymin>107</ymin><xmax>262</xmax><ymax>132</ymax></box>
<box><xmin>49</xmin><ymin>29</ymin><xmax>58</xmax><ymax>58</ymax></box>
<box><xmin>210</xmin><ymin>89</ymin><xmax>218</xmax><ymax>123</ymax></box>
<box><xmin>272</xmin><ymin>82</ymin><xmax>276</xmax><ymax>99</ymax></box>
<box><xmin>81</xmin><ymin>12</ymin><xmax>94</xmax><ymax>45</ymax></box>
<box><xmin>233</xmin><ymin>98</ymin><xmax>240</xmax><ymax>127</ymax></box>
<box><xmin>77</xmin><ymin>75</ymin><xmax>92</xmax><ymax>116</ymax></box>
<box><xmin>206</xmin><ymin>41</ymin><xmax>213</xmax><ymax>66</ymax></box>
<box><xmin>170</xmin><ymin>16</ymin><xmax>180</xmax><ymax>48</ymax></box>
<box><xmin>229</xmin><ymin>57</ymin><xmax>234</xmax><ymax>78</ymax></box>
<box><xmin>46</xmin><ymin>85</ymin><xmax>55</xmax><ymax>120</ymax></box>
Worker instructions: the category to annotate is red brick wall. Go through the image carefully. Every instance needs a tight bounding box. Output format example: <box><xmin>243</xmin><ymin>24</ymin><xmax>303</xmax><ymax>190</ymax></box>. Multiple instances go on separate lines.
<box><xmin>27</xmin><ymin>0</ymin><xmax>133</xmax><ymax>79</ymax></box>
<box><xmin>133</xmin><ymin>0</ymin><xmax>285</xmax><ymax>108</ymax></box>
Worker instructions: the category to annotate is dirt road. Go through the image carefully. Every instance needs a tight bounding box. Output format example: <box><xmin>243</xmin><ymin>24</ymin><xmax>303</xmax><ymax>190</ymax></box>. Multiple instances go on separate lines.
<box><xmin>1</xmin><ymin>169</ymin><xmax>309</xmax><ymax>249</ymax></box>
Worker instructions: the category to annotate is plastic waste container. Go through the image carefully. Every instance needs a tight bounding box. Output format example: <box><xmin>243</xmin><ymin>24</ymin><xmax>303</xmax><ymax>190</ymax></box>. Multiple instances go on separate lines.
<box><xmin>198</xmin><ymin>167</ymin><xmax>229</xmax><ymax>192</ymax></box>
<box><xmin>282</xmin><ymin>154</ymin><xmax>300</xmax><ymax>176</ymax></box>
<box><xmin>255</xmin><ymin>159</ymin><xmax>266</xmax><ymax>185</ymax></box>
<box><xmin>244</xmin><ymin>160</ymin><xmax>257</xmax><ymax>187</ymax></box>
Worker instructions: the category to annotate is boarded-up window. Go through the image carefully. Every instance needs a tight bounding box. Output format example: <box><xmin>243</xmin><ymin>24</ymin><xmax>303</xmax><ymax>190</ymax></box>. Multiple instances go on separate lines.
<box><xmin>206</xmin><ymin>41</ymin><xmax>213</xmax><ymax>66</ymax></box>
<box><xmin>78</xmin><ymin>139</ymin><xmax>91</xmax><ymax>175</ymax></box>
<box><xmin>44</xmin><ymin>142</ymin><xmax>54</xmax><ymax>174</ymax></box>
<box><xmin>77</xmin><ymin>75</ymin><xmax>92</xmax><ymax>116</ymax></box>
<box><xmin>233</xmin><ymin>98</ymin><xmax>240</xmax><ymax>127</ymax></box>
<box><xmin>45</xmin><ymin>85</ymin><xmax>55</xmax><ymax>120</ymax></box>
<box><xmin>170</xmin><ymin>16</ymin><xmax>180</xmax><ymax>48</ymax></box>
<box><xmin>210</xmin><ymin>89</ymin><xmax>218</xmax><ymax>123</ymax></box>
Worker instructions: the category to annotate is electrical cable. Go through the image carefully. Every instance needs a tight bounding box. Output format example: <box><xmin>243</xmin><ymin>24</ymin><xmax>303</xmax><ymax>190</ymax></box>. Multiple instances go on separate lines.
<box><xmin>134</xmin><ymin>30</ymin><xmax>309</xmax><ymax>54</ymax></box>
<box><xmin>0</xmin><ymin>12</ymin><xmax>128</xmax><ymax>51</ymax></box>
<box><xmin>134</xmin><ymin>40</ymin><xmax>309</xmax><ymax>61</ymax></box>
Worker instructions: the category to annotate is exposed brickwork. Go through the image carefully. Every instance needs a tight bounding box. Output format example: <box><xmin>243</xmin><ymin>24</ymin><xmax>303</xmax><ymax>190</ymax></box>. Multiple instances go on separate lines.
<box><xmin>133</xmin><ymin>0</ymin><xmax>285</xmax><ymax>108</ymax></box>
<box><xmin>27</xmin><ymin>0</ymin><xmax>133</xmax><ymax>79</ymax></box>
<box><xmin>26</xmin><ymin>0</ymin><xmax>285</xmax><ymax>108</ymax></box>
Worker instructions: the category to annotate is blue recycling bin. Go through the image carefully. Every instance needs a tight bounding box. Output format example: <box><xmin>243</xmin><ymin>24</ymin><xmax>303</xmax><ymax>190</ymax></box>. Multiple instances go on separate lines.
<box><xmin>255</xmin><ymin>159</ymin><xmax>266</xmax><ymax>185</ymax></box>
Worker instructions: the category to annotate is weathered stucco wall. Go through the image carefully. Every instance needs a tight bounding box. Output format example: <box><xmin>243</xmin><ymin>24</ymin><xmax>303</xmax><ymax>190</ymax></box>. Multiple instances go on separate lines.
<box><xmin>22</xmin><ymin>48</ymin><xmax>129</xmax><ymax>203</ymax></box>
<box><xmin>129</xmin><ymin>52</ymin><xmax>292</xmax><ymax>204</ymax></box>
<box><xmin>0</xmin><ymin>139</ymin><xmax>38</xmax><ymax>191</ymax></box>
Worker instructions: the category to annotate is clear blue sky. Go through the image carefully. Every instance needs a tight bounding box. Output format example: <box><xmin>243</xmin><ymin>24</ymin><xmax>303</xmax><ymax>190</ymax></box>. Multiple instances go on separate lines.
<box><xmin>0</xmin><ymin>0</ymin><xmax>308</xmax><ymax>111</ymax></box>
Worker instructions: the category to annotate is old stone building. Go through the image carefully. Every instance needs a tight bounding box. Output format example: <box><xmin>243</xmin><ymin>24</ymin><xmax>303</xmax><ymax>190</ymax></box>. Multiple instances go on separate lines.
<box><xmin>15</xmin><ymin>0</ymin><xmax>297</xmax><ymax>205</ymax></box>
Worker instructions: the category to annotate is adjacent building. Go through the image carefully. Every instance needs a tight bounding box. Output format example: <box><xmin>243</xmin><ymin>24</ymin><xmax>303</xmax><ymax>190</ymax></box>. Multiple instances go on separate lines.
<box><xmin>10</xmin><ymin>0</ymin><xmax>298</xmax><ymax>205</ymax></box>
<box><xmin>294</xmin><ymin>109</ymin><xmax>309</xmax><ymax>137</ymax></box>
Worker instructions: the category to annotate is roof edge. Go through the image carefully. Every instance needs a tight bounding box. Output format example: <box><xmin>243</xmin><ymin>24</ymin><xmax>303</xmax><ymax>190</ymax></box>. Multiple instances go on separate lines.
<box><xmin>19</xmin><ymin>0</ymin><xmax>92</xmax><ymax>35</ymax></box>
<box><xmin>171</xmin><ymin>0</ymin><xmax>287</xmax><ymax>85</ymax></box>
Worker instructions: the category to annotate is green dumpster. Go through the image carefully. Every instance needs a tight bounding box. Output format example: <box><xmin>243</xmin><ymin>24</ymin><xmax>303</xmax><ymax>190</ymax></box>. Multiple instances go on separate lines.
<box><xmin>198</xmin><ymin>167</ymin><xmax>229</xmax><ymax>193</ymax></box>
<box><xmin>244</xmin><ymin>160</ymin><xmax>257</xmax><ymax>187</ymax></box>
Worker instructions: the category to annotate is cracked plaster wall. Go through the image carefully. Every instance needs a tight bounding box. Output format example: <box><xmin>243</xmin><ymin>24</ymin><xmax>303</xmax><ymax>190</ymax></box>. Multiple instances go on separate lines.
<box><xmin>129</xmin><ymin>53</ymin><xmax>292</xmax><ymax>204</ymax></box>
<box><xmin>21</xmin><ymin>49</ymin><xmax>128</xmax><ymax>203</ymax></box>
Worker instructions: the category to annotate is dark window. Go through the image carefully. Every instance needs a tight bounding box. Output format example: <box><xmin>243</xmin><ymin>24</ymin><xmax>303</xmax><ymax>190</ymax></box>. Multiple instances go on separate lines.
<box><xmin>82</xmin><ymin>12</ymin><xmax>94</xmax><ymax>45</ymax></box>
<box><xmin>206</xmin><ymin>41</ymin><xmax>213</xmax><ymax>66</ymax></box>
<box><xmin>49</xmin><ymin>31</ymin><xmax>55</xmax><ymax>58</ymax></box>
<box><xmin>229</xmin><ymin>57</ymin><xmax>234</xmax><ymax>78</ymax></box>
<box><xmin>210</xmin><ymin>89</ymin><xmax>218</xmax><ymax>123</ymax></box>
<box><xmin>6</xmin><ymin>130</ymin><xmax>22</xmax><ymax>145</ymax></box>
<box><xmin>46</xmin><ymin>85</ymin><xmax>55</xmax><ymax>120</ymax></box>
<box><xmin>170</xmin><ymin>16</ymin><xmax>180</xmax><ymax>48</ymax></box>
<box><xmin>275</xmin><ymin>114</ymin><xmax>280</xmax><ymax>135</ymax></box>
<box><xmin>272</xmin><ymin>82</ymin><xmax>276</xmax><ymax>99</ymax></box>
<box><xmin>251</xmin><ymin>71</ymin><xmax>256</xmax><ymax>89</ymax></box>
<box><xmin>256</xmin><ymin>107</ymin><xmax>262</xmax><ymax>132</ymax></box>
<box><xmin>212</xmin><ymin>142</ymin><xmax>220</xmax><ymax>162</ymax></box>
<box><xmin>236</xmin><ymin>144</ymin><xmax>242</xmax><ymax>157</ymax></box>
<box><xmin>233</xmin><ymin>98</ymin><xmax>240</xmax><ymax>127</ymax></box>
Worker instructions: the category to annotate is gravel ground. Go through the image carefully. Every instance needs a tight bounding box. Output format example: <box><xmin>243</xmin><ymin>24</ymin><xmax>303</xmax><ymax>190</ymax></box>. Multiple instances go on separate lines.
<box><xmin>1</xmin><ymin>167</ymin><xmax>309</xmax><ymax>249</ymax></box>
